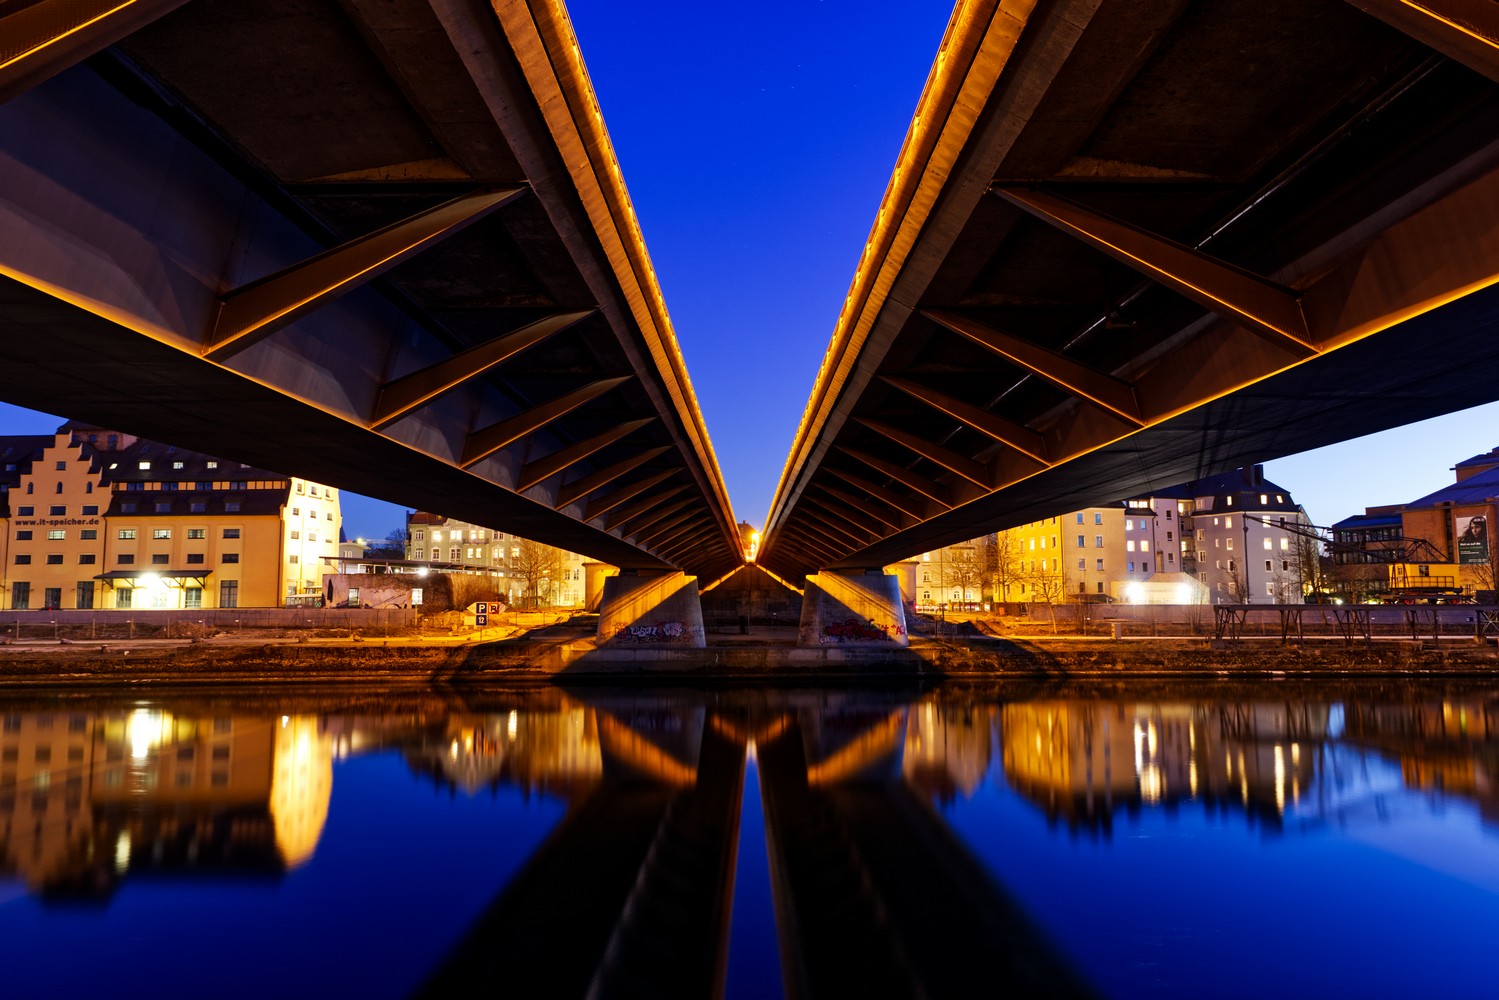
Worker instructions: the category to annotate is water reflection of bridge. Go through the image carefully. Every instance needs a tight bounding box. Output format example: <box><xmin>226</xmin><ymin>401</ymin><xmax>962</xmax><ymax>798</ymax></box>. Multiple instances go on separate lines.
<box><xmin>7</xmin><ymin>688</ymin><xmax>1497</xmax><ymax>990</ymax></box>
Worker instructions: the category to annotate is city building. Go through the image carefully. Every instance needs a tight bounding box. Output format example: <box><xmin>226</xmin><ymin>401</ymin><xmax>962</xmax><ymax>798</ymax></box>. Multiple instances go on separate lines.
<box><xmin>994</xmin><ymin>466</ymin><xmax>1309</xmax><ymax>605</ymax></box>
<box><xmin>0</xmin><ymin>424</ymin><xmax>341</xmax><ymax>609</ymax></box>
<box><xmin>895</xmin><ymin>537</ymin><xmax>990</xmax><ymax>610</ymax></box>
<box><xmin>404</xmin><ymin>512</ymin><xmax>590</xmax><ymax>608</ymax></box>
<box><xmin>1331</xmin><ymin>446</ymin><xmax>1499</xmax><ymax>599</ymax></box>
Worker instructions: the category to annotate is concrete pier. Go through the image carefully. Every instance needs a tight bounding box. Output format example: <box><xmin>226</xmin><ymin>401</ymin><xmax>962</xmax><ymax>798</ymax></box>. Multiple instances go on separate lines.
<box><xmin>596</xmin><ymin>571</ymin><xmax>707</xmax><ymax>649</ymax></box>
<box><xmin>798</xmin><ymin>571</ymin><xmax>909</xmax><ymax>648</ymax></box>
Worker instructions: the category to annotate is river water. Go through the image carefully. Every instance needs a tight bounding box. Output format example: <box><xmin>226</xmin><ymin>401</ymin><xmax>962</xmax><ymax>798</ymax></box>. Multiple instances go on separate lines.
<box><xmin>1</xmin><ymin>680</ymin><xmax>1495</xmax><ymax>998</ymax></box>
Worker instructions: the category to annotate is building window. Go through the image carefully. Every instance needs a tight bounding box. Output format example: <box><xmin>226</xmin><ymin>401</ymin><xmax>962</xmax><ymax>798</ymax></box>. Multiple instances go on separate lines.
<box><xmin>223</xmin><ymin>528</ymin><xmax>240</xmax><ymax>539</ymax></box>
<box><xmin>1075</xmin><ymin>513</ymin><xmax>1083</xmax><ymax>524</ymax></box>
<box><xmin>24</xmin><ymin>482</ymin><xmax>31</xmax><ymax>494</ymax></box>
<box><xmin>47</xmin><ymin>530</ymin><xmax>66</xmax><ymax>540</ymax></box>
<box><xmin>117</xmin><ymin>554</ymin><xmax>134</xmax><ymax>565</ymax></box>
<box><xmin>16</xmin><ymin>506</ymin><xmax>31</xmax><ymax>516</ymax></box>
<box><xmin>149</xmin><ymin>554</ymin><xmax>167</xmax><ymax>565</ymax></box>
<box><xmin>120</xmin><ymin>503</ymin><xmax>137</xmax><ymax>513</ymax></box>
<box><xmin>291</xmin><ymin>507</ymin><xmax>299</xmax><ymax>516</ymax></box>
<box><xmin>414</xmin><ymin>530</ymin><xmax>425</xmax><ymax>541</ymax></box>
<box><xmin>1226</xmin><ymin>538</ymin><xmax>1234</xmax><ymax>551</ymax></box>
<box><xmin>185</xmin><ymin>588</ymin><xmax>202</xmax><ymax>609</ymax></box>
<box><xmin>13</xmin><ymin>555</ymin><xmax>30</xmax><ymax>565</ymax></box>
<box><xmin>79</xmin><ymin>554</ymin><xmax>95</xmax><ymax>565</ymax></box>
<box><xmin>10</xmin><ymin>583</ymin><xmax>29</xmax><ymax>608</ymax></box>
<box><xmin>54</xmin><ymin>482</ymin><xmax>62</xmax><ymax>494</ymax></box>
<box><xmin>154</xmin><ymin>502</ymin><xmax>171</xmax><ymax>513</ymax></box>
<box><xmin>1266</xmin><ymin>582</ymin><xmax>1275</xmax><ymax>596</ymax></box>
<box><xmin>412</xmin><ymin>549</ymin><xmax>423</xmax><ymax>560</ymax></box>
<box><xmin>48</xmin><ymin>506</ymin><xmax>64</xmax><ymax>516</ymax></box>
<box><xmin>308</xmin><ymin>533</ymin><xmax>317</xmax><ymax>543</ymax></box>
<box><xmin>1096</xmin><ymin>558</ymin><xmax>1104</xmax><ymax>571</ymax></box>
<box><xmin>1095</xmin><ymin>535</ymin><xmax>1103</xmax><ymax>547</ymax></box>
<box><xmin>1280</xmin><ymin>538</ymin><xmax>1289</xmax><ymax>551</ymax></box>
<box><xmin>222</xmin><ymin>553</ymin><xmax>239</xmax><ymax>564</ymax></box>
<box><xmin>138</xmin><ymin>461</ymin><xmax>150</xmax><ymax>470</ymax></box>
<box><xmin>206</xmin><ymin>461</ymin><xmax>217</xmax><ymax>469</ymax></box>
<box><xmin>82</xmin><ymin>505</ymin><xmax>98</xmax><ymax>516</ymax></box>
<box><xmin>118</xmin><ymin>529</ymin><xmax>136</xmax><ymax>540</ymax></box>
<box><xmin>45</xmin><ymin>554</ymin><xmax>62</xmax><ymax>565</ymax></box>
<box><xmin>186</xmin><ymin>553</ymin><xmax>204</xmax><ymax>565</ymax></box>
<box><xmin>116</xmin><ymin>589</ymin><xmax>132</xmax><ymax>609</ymax></box>
<box><xmin>224</xmin><ymin>501</ymin><xmax>240</xmax><ymax>513</ymax></box>
<box><xmin>1265</xmin><ymin>560</ymin><xmax>1273</xmax><ymax>571</ymax></box>
<box><xmin>290</xmin><ymin>531</ymin><xmax>300</xmax><ymax>540</ymax></box>
<box><xmin>289</xmin><ymin>555</ymin><xmax>298</xmax><ymax>564</ymax></box>
<box><xmin>1126</xmin><ymin>540</ymin><xmax>1136</xmax><ymax>552</ymax></box>
<box><xmin>220</xmin><ymin>580</ymin><xmax>238</xmax><ymax>608</ymax></box>
<box><xmin>1094</xmin><ymin>513</ymin><xmax>1102</xmax><ymax>524</ymax></box>
<box><xmin>190</xmin><ymin>502</ymin><xmax>206</xmax><ymax>513</ymax></box>
<box><xmin>1097</xmin><ymin>582</ymin><xmax>1105</xmax><ymax>594</ymax></box>
<box><xmin>14</xmin><ymin>530</ymin><xmax>30</xmax><ymax>541</ymax></box>
<box><xmin>153</xmin><ymin>528</ymin><xmax>171</xmax><ymax>540</ymax></box>
<box><xmin>450</xmin><ymin>547</ymin><xmax>459</xmax><ymax>562</ymax></box>
<box><xmin>187</xmin><ymin>528</ymin><xmax>205</xmax><ymax>539</ymax></box>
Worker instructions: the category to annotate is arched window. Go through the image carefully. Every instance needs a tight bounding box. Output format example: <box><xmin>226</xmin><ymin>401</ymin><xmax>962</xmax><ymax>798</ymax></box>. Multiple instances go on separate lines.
<box><xmin>25</xmin><ymin>482</ymin><xmax>32</xmax><ymax>494</ymax></box>
<box><xmin>55</xmin><ymin>482</ymin><xmax>62</xmax><ymax>494</ymax></box>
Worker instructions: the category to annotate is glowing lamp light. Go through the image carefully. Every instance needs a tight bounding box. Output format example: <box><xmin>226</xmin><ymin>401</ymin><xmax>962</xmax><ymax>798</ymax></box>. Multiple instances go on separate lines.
<box><xmin>1175</xmin><ymin>583</ymin><xmax>1194</xmax><ymax>604</ymax></box>
<box><xmin>1125</xmin><ymin>582</ymin><xmax>1145</xmax><ymax>604</ymax></box>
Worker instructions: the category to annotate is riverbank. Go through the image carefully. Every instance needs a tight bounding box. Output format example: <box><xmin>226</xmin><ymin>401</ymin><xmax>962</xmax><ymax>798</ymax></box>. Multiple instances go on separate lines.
<box><xmin>1</xmin><ymin>623</ymin><xmax>1498</xmax><ymax>687</ymax></box>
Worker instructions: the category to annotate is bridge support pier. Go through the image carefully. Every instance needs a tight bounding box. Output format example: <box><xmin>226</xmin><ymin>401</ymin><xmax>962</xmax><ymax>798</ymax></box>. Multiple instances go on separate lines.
<box><xmin>596</xmin><ymin>571</ymin><xmax>707</xmax><ymax>648</ymax></box>
<box><xmin>798</xmin><ymin>571</ymin><xmax>909</xmax><ymax>648</ymax></box>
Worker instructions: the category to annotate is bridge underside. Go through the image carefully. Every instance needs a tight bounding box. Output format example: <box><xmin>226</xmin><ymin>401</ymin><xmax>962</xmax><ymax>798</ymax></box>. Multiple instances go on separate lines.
<box><xmin>0</xmin><ymin>0</ymin><xmax>739</xmax><ymax>576</ymax></box>
<box><xmin>762</xmin><ymin>0</ymin><xmax>1499</xmax><ymax>580</ymax></box>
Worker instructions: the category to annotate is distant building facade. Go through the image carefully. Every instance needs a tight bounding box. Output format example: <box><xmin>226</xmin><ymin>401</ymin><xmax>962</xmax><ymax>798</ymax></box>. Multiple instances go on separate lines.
<box><xmin>992</xmin><ymin>466</ymin><xmax>1310</xmax><ymax>605</ymax></box>
<box><xmin>0</xmin><ymin>425</ymin><xmax>341</xmax><ymax>609</ymax></box>
<box><xmin>1331</xmin><ymin>446</ymin><xmax>1499</xmax><ymax>599</ymax></box>
<box><xmin>404</xmin><ymin>512</ymin><xmax>590</xmax><ymax>608</ymax></box>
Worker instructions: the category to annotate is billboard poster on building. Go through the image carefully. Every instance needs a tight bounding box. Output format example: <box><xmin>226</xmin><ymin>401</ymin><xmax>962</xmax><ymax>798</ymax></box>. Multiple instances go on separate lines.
<box><xmin>1457</xmin><ymin>514</ymin><xmax>1490</xmax><ymax>565</ymax></box>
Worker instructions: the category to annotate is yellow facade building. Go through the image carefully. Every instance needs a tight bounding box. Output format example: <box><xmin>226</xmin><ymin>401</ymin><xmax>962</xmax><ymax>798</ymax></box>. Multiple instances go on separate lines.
<box><xmin>1</xmin><ymin>425</ymin><xmax>341</xmax><ymax>609</ymax></box>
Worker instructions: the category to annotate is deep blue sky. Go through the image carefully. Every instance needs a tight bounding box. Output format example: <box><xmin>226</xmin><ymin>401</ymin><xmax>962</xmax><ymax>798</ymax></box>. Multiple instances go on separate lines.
<box><xmin>4</xmin><ymin>1</ymin><xmax>1497</xmax><ymax>539</ymax></box>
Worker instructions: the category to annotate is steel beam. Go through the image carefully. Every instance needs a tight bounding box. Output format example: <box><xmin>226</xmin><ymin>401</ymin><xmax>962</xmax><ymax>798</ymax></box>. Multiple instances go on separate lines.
<box><xmin>583</xmin><ymin>472</ymin><xmax>683</xmax><ymax>522</ymax></box>
<box><xmin>461</xmin><ymin>377</ymin><xmax>630</xmax><ymax>469</ymax></box>
<box><xmin>813</xmin><ymin>483</ymin><xmax>909</xmax><ymax>531</ymax></box>
<box><xmin>824</xmin><ymin>467</ymin><xmax>931</xmax><ymax>520</ymax></box>
<box><xmin>642</xmin><ymin>515</ymin><xmax>713</xmax><ymax>553</ymax></box>
<box><xmin>923</xmin><ymin>310</ymin><xmax>1145</xmax><ymax>424</ymax></box>
<box><xmin>1346</xmin><ymin>0</ymin><xmax>1499</xmax><ymax>82</ymax></box>
<box><xmin>616</xmin><ymin>497</ymin><xmax>695</xmax><ymax>538</ymax></box>
<box><xmin>557</xmin><ymin>446</ymin><xmax>674</xmax><ymax>508</ymax></box>
<box><xmin>596</xmin><ymin>484</ymin><xmax>691</xmax><ymax>530</ymax></box>
<box><xmin>630</xmin><ymin>507</ymin><xmax>701</xmax><ymax>547</ymax></box>
<box><xmin>837</xmin><ymin>448</ymin><xmax>952</xmax><ymax>509</ymax></box>
<box><xmin>654</xmin><ymin>522</ymin><xmax>720</xmax><ymax>560</ymax></box>
<box><xmin>854</xmin><ymin>418</ymin><xmax>993</xmax><ymax>489</ymax></box>
<box><xmin>372</xmin><ymin>311</ymin><xmax>593</xmax><ymax>429</ymax></box>
<box><xmin>801</xmin><ymin>496</ymin><xmax>884</xmax><ymax>541</ymax></box>
<box><xmin>207</xmin><ymin>187</ymin><xmax>526</xmax><ymax>361</ymax></box>
<box><xmin>879</xmin><ymin>376</ymin><xmax>1049</xmax><ymax>464</ymax></box>
<box><xmin>994</xmin><ymin>188</ymin><xmax>1319</xmax><ymax>352</ymax></box>
<box><xmin>0</xmin><ymin>0</ymin><xmax>191</xmax><ymax>103</ymax></box>
<box><xmin>516</xmin><ymin>418</ymin><xmax>655</xmax><ymax>493</ymax></box>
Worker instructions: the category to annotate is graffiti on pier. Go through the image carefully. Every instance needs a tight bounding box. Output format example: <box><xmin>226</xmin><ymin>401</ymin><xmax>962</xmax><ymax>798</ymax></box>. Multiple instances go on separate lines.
<box><xmin>819</xmin><ymin>618</ymin><xmax>904</xmax><ymax>643</ymax></box>
<box><xmin>613</xmin><ymin>621</ymin><xmax>704</xmax><ymax>644</ymax></box>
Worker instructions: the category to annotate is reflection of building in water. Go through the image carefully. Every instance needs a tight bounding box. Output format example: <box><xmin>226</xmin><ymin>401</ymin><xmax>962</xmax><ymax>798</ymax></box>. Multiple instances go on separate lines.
<box><xmin>403</xmin><ymin>706</ymin><xmax>603</xmax><ymax>798</ymax></box>
<box><xmin>901</xmin><ymin>699</ymin><xmax>998</xmax><ymax>803</ymax></box>
<box><xmin>270</xmin><ymin>716</ymin><xmax>333</xmax><ymax>867</ymax></box>
<box><xmin>1001</xmin><ymin>701</ymin><xmax>1326</xmax><ymax>833</ymax></box>
<box><xmin>0</xmin><ymin>709</ymin><xmax>333</xmax><ymax>897</ymax></box>
<box><xmin>1341</xmin><ymin>698</ymin><xmax>1499</xmax><ymax>827</ymax></box>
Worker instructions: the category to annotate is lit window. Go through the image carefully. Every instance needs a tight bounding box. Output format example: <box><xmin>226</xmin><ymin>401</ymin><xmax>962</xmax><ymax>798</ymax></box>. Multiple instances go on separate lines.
<box><xmin>1126</xmin><ymin>540</ymin><xmax>1135</xmax><ymax>552</ymax></box>
<box><xmin>1260</xmin><ymin>494</ymin><xmax>1268</xmax><ymax>505</ymax></box>
<box><xmin>1095</xmin><ymin>558</ymin><xmax>1103</xmax><ymax>571</ymax></box>
<box><xmin>188</xmin><ymin>528</ymin><xmax>205</xmax><ymax>539</ymax></box>
<box><xmin>1280</xmin><ymin>538</ymin><xmax>1289</xmax><ymax>551</ymax></box>
<box><xmin>118</xmin><ymin>529</ymin><xmax>136</xmax><ymax>540</ymax></box>
<box><xmin>173</xmin><ymin>462</ymin><xmax>184</xmax><ymax>470</ymax></box>
<box><xmin>138</xmin><ymin>461</ymin><xmax>150</xmax><ymax>470</ymax></box>
<box><xmin>46</xmin><ymin>530</ymin><xmax>64</xmax><ymax>540</ymax></box>
<box><xmin>153</xmin><ymin>529</ymin><xmax>171</xmax><ymax>540</ymax></box>
<box><xmin>206</xmin><ymin>461</ymin><xmax>217</xmax><ymax>469</ymax></box>
<box><xmin>1263</xmin><ymin>538</ymin><xmax>1272</xmax><ymax>550</ymax></box>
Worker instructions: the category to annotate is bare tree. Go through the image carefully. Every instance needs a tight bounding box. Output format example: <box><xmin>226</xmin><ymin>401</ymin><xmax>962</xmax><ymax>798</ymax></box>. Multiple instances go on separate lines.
<box><xmin>450</xmin><ymin>574</ymin><xmax>507</xmax><ymax>611</ymax></box>
<box><xmin>943</xmin><ymin>545</ymin><xmax>986</xmax><ymax>604</ymax></box>
<box><xmin>1226</xmin><ymin>560</ymin><xmax>1251</xmax><ymax>603</ymax></box>
<box><xmin>511</xmin><ymin>538</ymin><xmax>564</xmax><ymax>608</ymax></box>
<box><xmin>1021</xmin><ymin>557</ymin><xmax>1071</xmax><ymax>633</ymax></box>
<box><xmin>991</xmin><ymin>530</ymin><xmax>1024</xmax><ymax>604</ymax></box>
